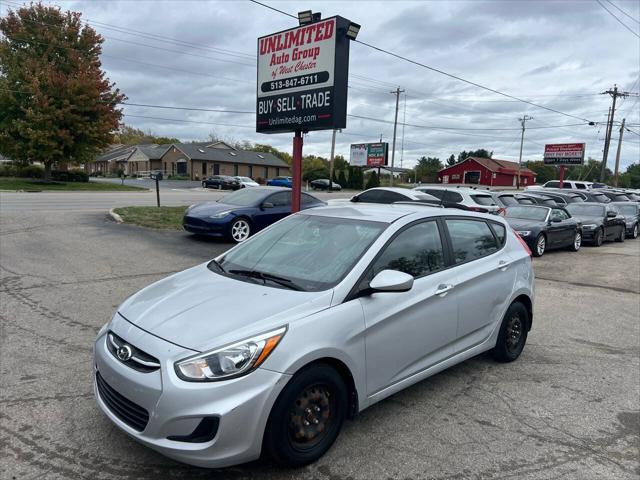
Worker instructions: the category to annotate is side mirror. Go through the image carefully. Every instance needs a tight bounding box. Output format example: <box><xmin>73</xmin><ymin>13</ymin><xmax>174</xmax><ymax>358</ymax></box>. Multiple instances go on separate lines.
<box><xmin>261</xmin><ymin>202</ymin><xmax>274</xmax><ymax>209</ymax></box>
<box><xmin>550</xmin><ymin>217</ymin><xmax>562</xmax><ymax>223</ymax></box>
<box><xmin>369</xmin><ymin>270</ymin><xmax>414</xmax><ymax>293</ymax></box>
<box><xmin>350</xmin><ymin>195</ymin><xmax>359</xmax><ymax>203</ymax></box>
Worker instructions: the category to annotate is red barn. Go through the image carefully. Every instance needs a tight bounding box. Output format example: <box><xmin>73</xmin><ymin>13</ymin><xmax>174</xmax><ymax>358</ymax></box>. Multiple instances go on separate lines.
<box><xmin>437</xmin><ymin>156</ymin><xmax>536</xmax><ymax>187</ymax></box>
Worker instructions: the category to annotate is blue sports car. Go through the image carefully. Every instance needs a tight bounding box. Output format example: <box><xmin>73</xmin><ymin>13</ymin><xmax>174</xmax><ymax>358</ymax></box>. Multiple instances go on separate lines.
<box><xmin>183</xmin><ymin>187</ymin><xmax>325</xmax><ymax>242</ymax></box>
<box><xmin>266</xmin><ymin>176</ymin><xmax>293</xmax><ymax>188</ymax></box>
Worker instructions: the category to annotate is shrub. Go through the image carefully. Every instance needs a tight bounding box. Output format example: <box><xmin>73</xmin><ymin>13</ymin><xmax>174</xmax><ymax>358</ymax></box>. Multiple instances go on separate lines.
<box><xmin>365</xmin><ymin>171</ymin><xmax>380</xmax><ymax>189</ymax></box>
<box><xmin>19</xmin><ymin>165</ymin><xmax>45</xmax><ymax>178</ymax></box>
<box><xmin>337</xmin><ymin>170</ymin><xmax>348</xmax><ymax>188</ymax></box>
<box><xmin>0</xmin><ymin>164</ymin><xmax>18</xmax><ymax>177</ymax></box>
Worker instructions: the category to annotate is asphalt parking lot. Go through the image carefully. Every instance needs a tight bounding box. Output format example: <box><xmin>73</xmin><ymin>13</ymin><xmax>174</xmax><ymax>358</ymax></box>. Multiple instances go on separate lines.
<box><xmin>1</xmin><ymin>195</ymin><xmax>638</xmax><ymax>480</ymax></box>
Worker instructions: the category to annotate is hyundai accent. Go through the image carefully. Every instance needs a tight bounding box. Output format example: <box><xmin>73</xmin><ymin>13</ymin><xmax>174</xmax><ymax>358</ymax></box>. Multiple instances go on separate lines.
<box><xmin>93</xmin><ymin>204</ymin><xmax>534</xmax><ymax>468</ymax></box>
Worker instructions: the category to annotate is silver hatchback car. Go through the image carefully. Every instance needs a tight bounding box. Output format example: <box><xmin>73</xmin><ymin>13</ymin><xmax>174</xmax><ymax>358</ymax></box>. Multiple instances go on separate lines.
<box><xmin>93</xmin><ymin>204</ymin><xmax>534</xmax><ymax>468</ymax></box>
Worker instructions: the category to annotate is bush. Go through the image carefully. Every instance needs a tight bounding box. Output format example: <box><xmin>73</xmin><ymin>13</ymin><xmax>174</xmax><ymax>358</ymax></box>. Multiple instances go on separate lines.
<box><xmin>365</xmin><ymin>171</ymin><xmax>380</xmax><ymax>189</ymax></box>
<box><xmin>51</xmin><ymin>169</ymin><xmax>89</xmax><ymax>182</ymax></box>
<box><xmin>337</xmin><ymin>170</ymin><xmax>348</xmax><ymax>188</ymax></box>
<box><xmin>19</xmin><ymin>165</ymin><xmax>45</xmax><ymax>178</ymax></box>
<box><xmin>0</xmin><ymin>164</ymin><xmax>18</xmax><ymax>177</ymax></box>
<box><xmin>167</xmin><ymin>174</ymin><xmax>190</xmax><ymax>180</ymax></box>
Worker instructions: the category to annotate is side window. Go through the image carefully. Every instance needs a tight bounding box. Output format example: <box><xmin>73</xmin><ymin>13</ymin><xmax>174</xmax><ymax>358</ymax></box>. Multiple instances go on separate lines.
<box><xmin>546</xmin><ymin>181</ymin><xmax>560</xmax><ymax>188</ymax></box>
<box><xmin>551</xmin><ymin>208</ymin><xmax>568</xmax><ymax>220</ymax></box>
<box><xmin>490</xmin><ymin>222</ymin><xmax>506</xmax><ymax>245</ymax></box>
<box><xmin>422</xmin><ymin>189</ymin><xmax>445</xmax><ymax>200</ymax></box>
<box><xmin>356</xmin><ymin>190</ymin><xmax>385</xmax><ymax>203</ymax></box>
<box><xmin>380</xmin><ymin>191</ymin><xmax>406</xmax><ymax>203</ymax></box>
<box><xmin>268</xmin><ymin>192</ymin><xmax>291</xmax><ymax>207</ymax></box>
<box><xmin>446</xmin><ymin>219</ymin><xmax>499</xmax><ymax>264</ymax></box>
<box><xmin>518</xmin><ymin>198</ymin><xmax>535</xmax><ymax>205</ymax></box>
<box><xmin>576</xmin><ymin>183</ymin><xmax>586</xmax><ymax>189</ymax></box>
<box><xmin>443</xmin><ymin>191</ymin><xmax>463</xmax><ymax>203</ymax></box>
<box><xmin>301</xmin><ymin>193</ymin><xmax>321</xmax><ymax>205</ymax></box>
<box><xmin>371</xmin><ymin>221</ymin><xmax>445</xmax><ymax>278</ymax></box>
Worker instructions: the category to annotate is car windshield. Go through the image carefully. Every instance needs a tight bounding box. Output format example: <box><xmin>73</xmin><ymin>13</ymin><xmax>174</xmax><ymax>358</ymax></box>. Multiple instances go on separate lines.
<box><xmin>220</xmin><ymin>188</ymin><xmax>268</xmax><ymax>206</ymax></box>
<box><xmin>567</xmin><ymin>195</ymin><xmax>584</xmax><ymax>203</ymax></box>
<box><xmin>617</xmin><ymin>204</ymin><xmax>637</xmax><ymax>215</ymax></box>
<box><xmin>611</xmin><ymin>194</ymin><xmax>630</xmax><ymax>201</ymax></box>
<box><xmin>236</xmin><ymin>177</ymin><xmax>254</xmax><ymax>182</ymax></box>
<box><xmin>471</xmin><ymin>195</ymin><xmax>497</xmax><ymax>206</ymax></box>
<box><xmin>415</xmin><ymin>194</ymin><xmax>438</xmax><ymax>202</ymax></box>
<box><xmin>566</xmin><ymin>204</ymin><xmax>605</xmax><ymax>216</ymax></box>
<box><xmin>499</xmin><ymin>195</ymin><xmax>520</xmax><ymax>206</ymax></box>
<box><xmin>626</xmin><ymin>193</ymin><xmax>640</xmax><ymax>200</ymax></box>
<box><xmin>591</xmin><ymin>193</ymin><xmax>609</xmax><ymax>202</ymax></box>
<box><xmin>214</xmin><ymin>214</ymin><xmax>387</xmax><ymax>291</ymax></box>
<box><xmin>505</xmin><ymin>207</ymin><xmax>549</xmax><ymax>221</ymax></box>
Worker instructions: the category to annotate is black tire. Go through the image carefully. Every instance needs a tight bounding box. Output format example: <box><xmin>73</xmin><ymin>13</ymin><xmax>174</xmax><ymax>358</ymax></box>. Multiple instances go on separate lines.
<box><xmin>615</xmin><ymin>226</ymin><xmax>625</xmax><ymax>243</ymax></box>
<box><xmin>264</xmin><ymin>364</ymin><xmax>348</xmax><ymax>467</ymax></box>
<box><xmin>532</xmin><ymin>233</ymin><xmax>546</xmax><ymax>257</ymax></box>
<box><xmin>593</xmin><ymin>228</ymin><xmax>604</xmax><ymax>247</ymax></box>
<box><xmin>491</xmin><ymin>301</ymin><xmax>529</xmax><ymax>362</ymax></box>
<box><xmin>567</xmin><ymin>230</ymin><xmax>582</xmax><ymax>252</ymax></box>
<box><xmin>202</xmin><ymin>182</ymin><xmax>207</xmax><ymax>189</ymax></box>
<box><xmin>631</xmin><ymin>224</ymin><xmax>639</xmax><ymax>239</ymax></box>
<box><xmin>229</xmin><ymin>217</ymin><xmax>251</xmax><ymax>243</ymax></box>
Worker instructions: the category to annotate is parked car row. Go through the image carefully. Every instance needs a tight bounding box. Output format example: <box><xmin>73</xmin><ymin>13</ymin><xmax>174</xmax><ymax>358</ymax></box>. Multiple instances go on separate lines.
<box><xmin>202</xmin><ymin>175</ymin><xmax>259</xmax><ymax>190</ymax></box>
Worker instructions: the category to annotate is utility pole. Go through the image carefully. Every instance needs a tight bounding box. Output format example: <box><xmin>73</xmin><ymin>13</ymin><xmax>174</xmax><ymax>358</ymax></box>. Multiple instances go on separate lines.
<box><xmin>329</xmin><ymin>129</ymin><xmax>337</xmax><ymax>191</ymax></box>
<box><xmin>389</xmin><ymin>87</ymin><xmax>404</xmax><ymax>186</ymax></box>
<box><xmin>601</xmin><ymin>85</ymin><xmax>630</xmax><ymax>182</ymax></box>
<box><xmin>517</xmin><ymin>115</ymin><xmax>533</xmax><ymax>189</ymax></box>
<box><xmin>613</xmin><ymin>118</ymin><xmax>626</xmax><ymax>187</ymax></box>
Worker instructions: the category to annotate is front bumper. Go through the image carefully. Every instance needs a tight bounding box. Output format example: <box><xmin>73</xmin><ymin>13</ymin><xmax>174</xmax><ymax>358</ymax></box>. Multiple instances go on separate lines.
<box><xmin>182</xmin><ymin>216</ymin><xmax>229</xmax><ymax>237</ymax></box>
<box><xmin>581</xmin><ymin>228</ymin><xmax>598</xmax><ymax>241</ymax></box>
<box><xmin>93</xmin><ymin>315</ymin><xmax>290</xmax><ymax>468</ymax></box>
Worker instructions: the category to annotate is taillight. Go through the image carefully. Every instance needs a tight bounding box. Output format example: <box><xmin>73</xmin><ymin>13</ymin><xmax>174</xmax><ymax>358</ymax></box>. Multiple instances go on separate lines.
<box><xmin>469</xmin><ymin>207</ymin><xmax>487</xmax><ymax>213</ymax></box>
<box><xmin>513</xmin><ymin>229</ymin><xmax>532</xmax><ymax>257</ymax></box>
<box><xmin>497</xmin><ymin>208</ymin><xmax>506</xmax><ymax>216</ymax></box>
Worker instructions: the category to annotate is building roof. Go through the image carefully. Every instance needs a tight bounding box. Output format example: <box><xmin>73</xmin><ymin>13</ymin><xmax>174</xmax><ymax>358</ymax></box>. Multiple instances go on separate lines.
<box><xmin>96</xmin><ymin>145</ymin><xmax>137</xmax><ymax>162</ymax></box>
<box><xmin>137</xmin><ymin>144</ymin><xmax>171</xmax><ymax>160</ymax></box>
<box><xmin>440</xmin><ymin>156</ymin><xmax>535</xmax><ymax>175</ymax></box>
<box><xmin>174</xmin><ymin>143</ymin><xmax>288</xmax><ymax>167</ymax></box>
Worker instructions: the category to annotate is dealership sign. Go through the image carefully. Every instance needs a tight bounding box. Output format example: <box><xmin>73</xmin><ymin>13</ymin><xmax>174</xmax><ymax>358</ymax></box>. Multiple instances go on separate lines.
<box><xmin>543</xmin><ymin>143</ymin><xmax>585</xmax><ymax>165</ymax></box>
<box><xmin>256</xmin><ymin>16</ymin><xmax>351</xmax><ymax>134</ymax></box>
<box><xmin>349</xmin><ymin>142</ymin><xmax>389</xmax><ymax>166</ymax></box>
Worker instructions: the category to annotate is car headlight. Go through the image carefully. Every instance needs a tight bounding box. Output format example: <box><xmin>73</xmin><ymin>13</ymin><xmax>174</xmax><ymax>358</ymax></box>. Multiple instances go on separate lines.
<box><xmin>186</xmin><ymin>204</ymin><xmax>197</xmax><ymax>213</ymax></box>
<box><xmin>175</xmin><ymin>326</ymin><xmax>287</xmax><ymax>381</ymax></box>
<box><xmin>209</xmin><ymin>210</ymin><xmax>232</xmax><ymax>219</ymax></box>
<box><xmin>583</xmin><ymin>224</ymin><xmax>597</xmax><ymax>230</ymax></box>
<box><xmin>97</xmin><ymin>321</ymin><xmax>110</xmax><ymax>337</ymax></box>
<box><xmin>517</xmin><ymin>231</ymin><xmax>531</xmax><ymax>237</ymax></box>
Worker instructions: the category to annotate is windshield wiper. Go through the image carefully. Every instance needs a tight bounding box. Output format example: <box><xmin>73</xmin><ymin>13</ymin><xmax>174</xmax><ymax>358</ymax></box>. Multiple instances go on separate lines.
<box><xmin>208</xmin><ymin>259</ymin><xmax>226</xmax><ymax>273</ymax></box>
<box><xmin>228</xmin><ymin>269</ymin><xmax>304</xmax><ymax>291</ymax></box>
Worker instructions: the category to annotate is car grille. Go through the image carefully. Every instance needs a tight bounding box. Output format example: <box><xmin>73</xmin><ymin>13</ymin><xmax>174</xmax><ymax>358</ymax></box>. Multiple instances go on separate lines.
<box><xmin>183</xmin><ymin>216</ymin><xmax>209</xmax><ymax>227</ymax></box>
<box><xmin>96</xmin><ymin>372</ymin><xmax>149</xmax><ymax>432</ymax></box>
<box><xmin>106</xmin><ymin>331</ymin><xmax>160</xmax><ymax>373</ymax></box>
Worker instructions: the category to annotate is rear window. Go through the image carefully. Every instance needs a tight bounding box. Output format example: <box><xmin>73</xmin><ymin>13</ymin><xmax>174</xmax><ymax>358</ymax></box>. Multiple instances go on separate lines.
<box><xmin>471</xmin><ymin>195</ymin><xmax>497</xmax><ymax>206</ymax></box>
<box><xmin>420</xmin><ymin>189</ymin><xmax>445</xmax><ymax>200</ymax></box>
<box><xmin>445</xmin><ymin>219</ymin><xmax>499</xmax><ymax>264</ymax></box>
<box><xmin>542</xmin><ymin>199</ymin><xmax>558</xmax><ymax>206</ymax></box>
<box><xmin>592</xmin><ymin>193</ymin><xmax>609</xmax><ymax>203</ymax></box>
<box><xmin>612</xmin><ymin>194</ymin><xmax>630</xmax><ymax>201</ymax></box>
<box><xmin>498</xmin><ymin>195</ymin><xmax>520</xmax><ymax>206</ymax></box>
<box><xmin>517</xmin><ymin>198</ymin><xmax>535</xmax><ymax>205</ymax></box>
<box><xmin>575</xmin><ymin>183</ymin><xmax>587</xmax><ymax>189</ymax></box>
<box><xmin>567</xmin><ymin>195</ymin><xmax>584</xmax><ymax>203</ymax></box>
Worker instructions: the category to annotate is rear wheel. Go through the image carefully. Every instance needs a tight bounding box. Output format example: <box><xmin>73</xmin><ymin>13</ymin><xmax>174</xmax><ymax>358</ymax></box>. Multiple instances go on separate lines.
<box><xmin>533</xmin><ymin>233</ymin><xmax>546</xmax><ymax>257</ymax></box>
<box><xmin>491</xmin><ymin>301</ymin><xmax>529</xmax><ymax>362</ymax></box>
<box><xmin>568</xmin><ymin>231</ymin><xmax>582</xmax><ymax>252</ymax></box>
<box><xmin>264</xmin><ymin>364</ymin><xmax>347</xmax><ymax>467</ymax></box>
<box><xmin>615</xmin><ymin>226</ymin><xmax>625</xmax><ymax>243</ymax></box>
<box><xmin>202</xmin><ymin>182</ymin><xmax>207</xmax><ymax>188</ymax></box>
<box><xmin>632</xmin><ymin>224</ymin><xmax>639</xmax><ymax>239</ymax></box>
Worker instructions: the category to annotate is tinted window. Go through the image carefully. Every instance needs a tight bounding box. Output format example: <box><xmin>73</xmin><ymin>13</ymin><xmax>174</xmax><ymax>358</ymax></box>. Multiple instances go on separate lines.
<box><xmin>517</xmin><ymin>198</ymin><xmax>535</xmax><ymax>205</ymax></box>
<box><xmin>472</xmin><ymin>194</ymin><xmax>497</xmax><ymax>206</ymax></box>
<box><xmin>591</xmin><ymin>193</ymin><xmax>609</xmax><ymax>203</ymax></box>
<box><xmin>618</xmin><ymin>204</ymin><xmax>638</xmax><ymax>215</ymax></box>
<box><xmin>443</xmin><ymin>191</ymin><xmax>463</xmax><ymax>203</ymax></box>
<box><xmin>372</xmin><ymin>221</ymin><xmax>445</xmax><ymax>278</ymax></box>
<box><xmin>505</xmin><ymin>207</ymin><xmax>549</xmax><ymax>221</ymax></box>
<box><xmin>546</xmin><ymin>181</ymin><xmax>560</xmax><ymax>188</ymax></box>
<box><xmin>420</xmin><ymin>189</ymin><xmax>445</xmax><ymax>200</ymax></box>
<box><xmin>268</xmin><ymin>192</ymin><xmax>291</xmax><ymax>206</ymax></box>
<box><xmin>542</xmin><ymin>199</ymin><xmax>558</xmax><ymax>206</ymax></box>
<box><xmin>551</xmin><ymin>209</ymin><xmax>570</xmax><ymax>220</ymax></box>
<box><xmin>301</xmin><ymin>193</ymin><xmax>322</xmax><ymax>205</ymax></box>
<box><xmin>446</xmin><ymin>219</ymin><xmax>499</xmax><ymax>264</ymax></box>
<box><xmin>380</xmin><ymin>191</ymin><xmax>408</xmax><ymax>203</ymax></box>
<box><xmin>491</xmin><ymin>223</ymin><xmax>506</xmax><ymax>245</ymax></box>
<box><xmin>576</xmin><ymin>183</ymin><xmax>587</xmax><ymax>189</ymax></box>
<box><xmin>612</xmin><ymin>194</ymin><xmax>630</xmax><ymax>201</ymax></box>
<box><xmin>221</xmin><ymin>188</ymin><xmax>269</xmax><ymax>206</ymax></box>
<box><xmin>567</xmin><ymin>195</ymin><xmax>584</xmax><ymax>203</ymax></box>
<box><xmin>499</xmin><ymin>195</ymin><xmax>520</xmax><ymax>206</ymax></box>
<box><xmin>355</xmin><ymin>190</ymin><xmax>386</xmax><ymax>203</ymax></box>
<box><xmin>566</xmin><ymin>204</ymin><xmax>605</xmax><ymax>216</ymax></box>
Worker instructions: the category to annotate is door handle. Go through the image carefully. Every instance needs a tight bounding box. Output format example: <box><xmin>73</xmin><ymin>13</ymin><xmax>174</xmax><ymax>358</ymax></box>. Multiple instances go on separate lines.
<box><xmin>497</xmin><ymin>260</ymin><xmax>513</xmax><ymax>271</ymax></box>
<box><xmin>435</xmin><ymin>284</ymin><xmax>454</xmax><ymax>296</ymax></box>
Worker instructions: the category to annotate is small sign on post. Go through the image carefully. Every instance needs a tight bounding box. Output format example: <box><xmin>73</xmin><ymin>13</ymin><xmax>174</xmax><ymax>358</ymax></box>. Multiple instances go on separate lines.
<box><xmin>543</xmin><ymin>143</ymin><xmax>585</xmax><ymax>189</ymax></box>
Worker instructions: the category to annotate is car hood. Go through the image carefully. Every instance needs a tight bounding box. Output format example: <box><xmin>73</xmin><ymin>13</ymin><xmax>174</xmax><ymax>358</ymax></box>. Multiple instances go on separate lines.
<box><xmin>568</xmin><ymin>214</ymin><xmax>602</xmax><ymax>225</ymax></box>
<box><xmin>505</xmin><ymin>219</ymin><xmax>546</xmax><ymax>231</ymax></box>
<box><xmin>186</xmin><ymin>202</ymin><xmax>242</xmax><ymax>217</ymax></box>
<box><xmin>118</xmin><ymin>263</ymin><xmax>333</xmax><ymax>351</ymax></box>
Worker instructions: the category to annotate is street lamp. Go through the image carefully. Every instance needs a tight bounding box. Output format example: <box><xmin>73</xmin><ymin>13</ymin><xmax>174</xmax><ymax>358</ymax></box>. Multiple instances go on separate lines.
<box><xmin>298</xmin><ymin>10</ymin><xmax>313</xmax><ymax>25</ymax></box>
<box><xmin>345</xmin><ymin>22</ymin><xmax>361</xmax><ymax>40</ymax></box>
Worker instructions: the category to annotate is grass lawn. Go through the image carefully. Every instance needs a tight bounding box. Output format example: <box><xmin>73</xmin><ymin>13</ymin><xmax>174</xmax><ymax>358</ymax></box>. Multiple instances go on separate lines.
<box><xmin>113</xmin><ymin>206</ymin><xmax>187</xmax><ymax>230</ymax></box>
<box><xmin>0</xmin><ymin>177</ymin><xmax>148</xmax><ymax>191</ymax></box>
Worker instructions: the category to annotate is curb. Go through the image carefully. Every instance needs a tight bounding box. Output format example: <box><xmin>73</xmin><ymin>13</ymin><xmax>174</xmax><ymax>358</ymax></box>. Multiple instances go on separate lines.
<box><xmin>108</xmin><ymin>208</ymin><xmax>123</xmax><ymax>223</ymax></box>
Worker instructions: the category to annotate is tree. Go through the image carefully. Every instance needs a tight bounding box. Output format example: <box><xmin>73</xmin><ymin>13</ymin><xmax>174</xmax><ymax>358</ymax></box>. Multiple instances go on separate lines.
<box><xmin>0</xmin><ymin>4</ymin><xmax>126</xmax><ymax>180</ymax></box>
<box><xmin>365</xmin><ymin>171</ymin><xmax>380</xmax><ymax>189</ymax></box>
<box><xmin>114</xmin><ymin>125</ymin><xmax>178</xmax><ymax>145</ymax></box>
<box><xmin>618</xmin><ymin>163</ymin><xmax>640</xmax><ymax>189</ymax></box>
<box><xmin>414</xmin><ymin>156</ymin><xmax>443</xmax><ymax>183</ymax></box>
<box><xmin>446</xmin><ymin>154</ymin><xmax>456</xmax><ymax>166</ymax></box>
<box><xmin>337</xmin><ymin>169</ymin><xmax>348</xmax><ymax>188</ymax></box>
<box><xmin>525</xmin><ymin>161</ymin><xmax>557</xmax><ymax>184</ymax></box>
<box><xmin>457</xmin><ymin>149</ymin><xmax>493</xmax><ymax>162</ymax></box>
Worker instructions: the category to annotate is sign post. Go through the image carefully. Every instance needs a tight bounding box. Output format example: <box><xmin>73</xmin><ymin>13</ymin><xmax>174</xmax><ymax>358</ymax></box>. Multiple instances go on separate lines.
<box><xmin>543</xmin><ymin>143</ymin><xmax>585</xmax><ymax>189</ymax></box>
<box><xmin>256</xmin><ymin>13</ymin><xmax>358</xmax><ymax>212</ymax></box>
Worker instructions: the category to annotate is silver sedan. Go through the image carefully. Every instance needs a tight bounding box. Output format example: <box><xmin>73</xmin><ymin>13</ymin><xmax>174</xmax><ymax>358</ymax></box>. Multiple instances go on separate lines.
<box><xmin>93</xmin><ymin>203</ymin><xmax>534</xmax><ymax>468</ymax></box>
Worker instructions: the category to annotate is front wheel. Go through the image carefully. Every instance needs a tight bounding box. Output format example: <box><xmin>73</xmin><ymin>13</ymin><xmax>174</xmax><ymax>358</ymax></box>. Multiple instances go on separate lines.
<box><xmin>593</xmin><ymin>228</ymin><xmax>604</xmax><ymax>247</ymax></box>
<box><xmin>568</xmin><ymin>231</ymin><xmax>582</xmax><ymax>252</ymax></box>
<box><xmin>229</xmin><ymin>218</ymin><xmax>251</xmax><ymax>243</ymax></box>
<box><xmin>264</xmin><ymin>364</ymin><xmax>347</xmax><ymax>467</ymax></box>
<box><xmin>631</xmin><ymin>224</ymin><xmax>639</xmax><ymax>239</ymax></box>
<box><xmin>533</xmin><ymin>233</ymin><xmax>545</xmax><ymax>257</ymax></box>
<box><xmin>202</xmin><ymin>182</ymin><xmax>207</xmax><ymax>188</ymax></box>
<box><xmin>615</xmin><ymin>226</ymin><xmax>625</xmax><ymax>243</ymax></box>
<box><xmin>491</xmin><ymin>301</ymin><xmax>529</xmax><ymax>362</ymax></box>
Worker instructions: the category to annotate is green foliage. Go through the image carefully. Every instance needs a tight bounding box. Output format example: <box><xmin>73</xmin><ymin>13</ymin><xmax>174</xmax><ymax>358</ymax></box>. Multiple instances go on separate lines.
<box><xmin>337</xmin><ymin>170</ymin><xmax>348</xmax><ymax>188</ymax></box>
<box><xmin>0</xmin><ymin>164</ymin><xmax>86</xmax><ymax>181</ymax></box>
<box><xmin>414</xmin><ymin>156</ymin><xmax>443</xmax><ymax>183</ymax></box>
<box><xmin>524</xmin><ymin>161</ymin><xmax>558</xmax><ymax>184</ymax></box>
<box><xmin>347</xmin><ymin>166</ymin><xmax>364</xmax><ymax>189</ymax></box>
<box><xmin>446</xmin><ymin>154</ymin><xmax>456</xmax><ymax>166</ymax></box>
<box><xmin>333</xmin><ymin>154</ymin><xmax>348</xmax><ymax>172</ymax></box>
<box><xmin>51</xmin><ymin>169</ymin><xmax>89</xmax><ymax>182</ymax></box>
<box><xmin>114</xmin><ymin>125</ymin><xmax>179</xmax><ymax>145</ymax></box>
<box><xmin>617</xmin><ymin>163</ymin><xmax>640</xmax><ymax>189</ymax></box>
<box><xmin>0</xmin><ymin>4</ymin><xmax>126</xmax><ymax>180</ymax></box>
<box><xmin>457</xmin><ymin>149</ymin><xmax>493</xmax><ymax>162</ymax></box>
<box><xmin>365</xmin><ymin>171</ymin><xmax>380</xmax><ymax>189</ymax></box>
<box><xmin>302</xmin><ymin>154</ymin><xmax>329</xmax><ymax>182</ymax></box>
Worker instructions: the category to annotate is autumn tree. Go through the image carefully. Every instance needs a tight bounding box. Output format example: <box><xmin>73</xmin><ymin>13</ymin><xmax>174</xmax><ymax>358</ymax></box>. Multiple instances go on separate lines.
<box><xmin>0</xmin><ymin>3</ymin><xmax>125</xmax><ymax>180</ymax></box>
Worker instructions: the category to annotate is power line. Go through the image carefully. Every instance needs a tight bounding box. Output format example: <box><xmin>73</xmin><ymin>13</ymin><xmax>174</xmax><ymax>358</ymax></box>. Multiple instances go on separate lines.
<box><xmin>606</xmin><ymin>0</ymin><xmax>640</xmax><ymax>25</ymax></box>
<box><xmin>248</xmin><ymin>0</ymin><xmax>297</xmax><ymax>19</ymax></box>
<box><xmin>123</xmin><ymin>103</ymin><xmax>254</xmax><ymax>114</ymax></box>
<box><xmin>596</xmin><ymin>0</ymin><xmax>640</xmax><ymax>38</ymax></box>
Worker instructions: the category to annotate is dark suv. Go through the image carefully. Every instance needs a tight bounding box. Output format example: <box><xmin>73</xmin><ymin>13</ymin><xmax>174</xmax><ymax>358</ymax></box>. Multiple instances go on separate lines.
<box><xmin>202</xmin><ymin>175</ymin><xmax>240</xmax><ymax>190</ymax></box>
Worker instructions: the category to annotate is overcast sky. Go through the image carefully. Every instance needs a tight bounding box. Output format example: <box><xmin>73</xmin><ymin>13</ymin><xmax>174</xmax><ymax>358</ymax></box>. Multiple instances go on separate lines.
<box><xmin>2</xmin><ymin>0</ymin><xmax>639</xmax><ymax>170</ymax></box>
